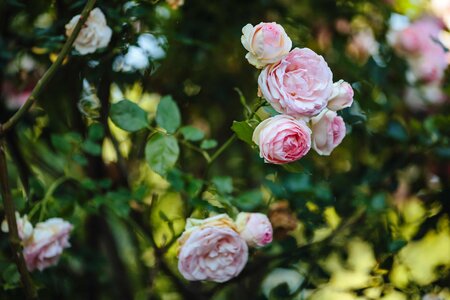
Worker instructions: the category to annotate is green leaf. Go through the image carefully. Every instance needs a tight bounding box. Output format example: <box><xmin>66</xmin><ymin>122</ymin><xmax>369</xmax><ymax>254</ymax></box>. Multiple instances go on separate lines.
<box><xmin>387</xmin><ymin>121</ymin><xmax>408</xmax><ymax>142</ymax></box>
<box><xmin>200</xmin><ymin>139</ymin><xmax>218</xmax><ymax>150</ymax></box>
<box><xmin>233</xmin><ymin>190</ymin><xmax>263</xmax><ymax>211</ymax></box>
<box><xmin>179</xmin><ymin>126</ymin><xmax>205</xmax><ymax>141</ymax></box>
<box><xmin>88</xmin><ymin>123</ymin><xmax>105</xmax><ymax>141</ymax></box>
<box><xmin>156</xmin><ymin>96</ymin><xmax>181</xmax><ymax>134</ymax></box>
<box><xmin>212</xmin><ymin>176</ymin><xmax>233</xmax><ymax>194</ymax></box>
<box><xmin>145</xmin><ymin>133</ymin><xmax>179</xmax><ymax>176</ymax></box>
<box><xmin>231</xmin><ymin>121</ymin><xmax>254</xmax><ymax>145</ymax></box>
<box><xmin>388</xmin><ymin>239</ymin><xmax>407</xmax><ymax>253</ymax></box>
<box><xmin>110</xmin><ymin>99</ymin><xmax>149</xmax><ymax>132</ymax></box>
<box><xmin>2</xmin><ymin>264</ymin><xmax>20</xmax><ymax>290</ymax></box>
<box><xmin>82</xmin><ymin>140</ymin><xmax>102</xmax><ymax>156</ymax></box>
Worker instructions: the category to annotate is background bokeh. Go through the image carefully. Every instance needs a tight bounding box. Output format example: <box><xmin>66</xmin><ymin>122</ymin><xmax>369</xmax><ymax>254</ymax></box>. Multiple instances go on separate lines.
<box><xmin>0</xmin><ymin>0</ymin><xmax>449</xmax><ymax>299</ymax></box>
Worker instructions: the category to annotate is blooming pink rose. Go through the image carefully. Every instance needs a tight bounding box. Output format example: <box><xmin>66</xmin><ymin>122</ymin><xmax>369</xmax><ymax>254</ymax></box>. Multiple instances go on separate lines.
<box><xmin>252</xmin><ymin>115</ymin><xmax>311</xmax><ymax>164</ymax></box>
<box><xmin>178</xmin><ymin>226</ymin><xmax>248</xmax><ymax>282</ymax></box>
<box><xmin>236</xmin><ymin>213</ymin><xmax>273</xmax><ymax>247</ymax></box>
<box><xmin>241</xmin><ymin>22</ymin><xmax>292</xmax><ymax>69</ymax></box>
<box><xmin>1</xmin><ymin>212</ymin><xmax>33</xmax><ymax>241</ymax></box>
<box><xmin>258</xmin><ymin>48</ymin><xmax>333</xmax><ymax>118</ymax></box>
<box><xmin>311</xmin><ymin>109</ymin><xmax>346</xmax><ymax>156</ymax></box>
<box><xmin>23</xmin><ymin>218</ymin><xmax>73</xmax><ymax>271</ymax></box>
<box><xmin>327</xmin><ymin>80</ymin><xmax>354</xmax><ymax>111</ymax></box>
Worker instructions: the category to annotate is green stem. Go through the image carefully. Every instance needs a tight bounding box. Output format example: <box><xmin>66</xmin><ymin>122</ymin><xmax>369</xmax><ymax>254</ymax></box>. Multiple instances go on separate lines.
<box><xmin>0</xmin><ymin>135</ymin><xmax>37</xmax><ymax>299</ymax></box>
<box><xmin>0</xmin><ymin>0</ymin><xmax>97</xmax><ymax>135</ymax></box>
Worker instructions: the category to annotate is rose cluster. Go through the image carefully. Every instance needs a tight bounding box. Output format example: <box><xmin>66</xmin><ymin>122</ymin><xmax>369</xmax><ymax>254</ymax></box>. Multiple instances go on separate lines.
<box><xmin>2</xmin><ymin>213</ymin><xmax>73</xmax><ymax>272</ymax></box>
<box><xmin>241</xmin><ymin>22</ymin><xmax>354</xmax><ymax>164</ymax></box>
<box><xmin>177</xmin><ymin>213</ymin><xmax>272</xmax><ymax>282</ymax></box>
<box><xmin>387</xmin><ymin>14</ymin><xmax>449</xmax><ymax>111</ymax></box>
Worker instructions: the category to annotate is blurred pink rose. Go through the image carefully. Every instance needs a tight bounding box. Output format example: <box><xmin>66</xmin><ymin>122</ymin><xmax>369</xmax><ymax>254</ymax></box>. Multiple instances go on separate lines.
<box><xmin>252</xmin><ymin>115</ymin><xmax>311</xmax><ymax>164</ymax></box>
<box><xmin>346</xmin><ymin>29</ymin><xmax>379</xmax><ymax>63</ymax></box>
<box><xmin>327</xmin><ymin>80</ymin><xmax>354</xmax><ymax>111</ymax></box>
<box><xmin>1</xmin><ymin>212</ymin><xmax>33</xmax><ymax>241</ymax></box>
<box><xmin>241</xmin><ymin>22</ymin><xmax>292</xmax><ymax>69</ymax></box>
<box><xmin>236</xmin><ymin>212</ymin><xmax>273</xmax><ymax>247</ymax></box>
<box><xmin>404</xmin><ymin>84</ymin><xmax>446</xmax><ymax>111</ymax></box>
<box><xmin>407</xmin><ymin>51</ymin><xmax>448</xmax><ymax>83</ymax></box>
<box><xmin>178</xmin><ymin>226</ymin><xmax>248</xmax><ymax>282</ymax></box>
<box><xmin>311</xmin><ymin>109</ymin><xmax>346</xmax><ymax>156</ymax></box>
<box><xmin>389</xmin><ymin>17</ymin><xmax>448</xmax><ymax>83</ymax></box>
<box><xmin>1</xmin><ymin>81</ymin><xmax>32</xmax><ymax>109</ymax></box>
<box><xmin>258</xmin><ymin>48</ymin><xmax>333</xmax><ymax>118</ymax></box>
<box><xmin>23</xmin><ymin>218</ymin><xmax>73</xmax><ymax>272</ymax></box>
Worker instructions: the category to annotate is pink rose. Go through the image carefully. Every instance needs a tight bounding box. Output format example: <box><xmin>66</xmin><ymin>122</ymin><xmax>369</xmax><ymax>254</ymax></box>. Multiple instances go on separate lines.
<box><xmin>178</xmin><ymin>226</ymin><xmax>248</xmax><ymax>282</ymax></box>
<box><xmin>1</xmin><ymin>212</ymin><xmax>33</xmax><ymax>241</ymax></box>
<box><xmin>327</xmin><ymin>80</ymin><xmax>354</xmax><ymax>111</ymax></box>
<box><xmin>311</xmin><ymin>109</ymin><xmax>346</xmax><ymax>156</ymax></box>
<box><xmin>258</xmin><ymin>48</ymin><xmax>333</xmax><ymax>118</ymax></box>
<box><xmin>241</xmin><ymin>22</ymin><xmax>292</xmax><ymax>69</ymax></box>
<box><xmin>23</xmin><ymin>218</ymin><xmax>73</xmax><ymax>271</ymax></box>
<box><xmin>236</xmin><ymin>213</ymin><xmax>273</xmax><ymax>247</ymax></box>
<box><xmin>252</xmin><ymin>115</ymin><xmax>311</xmax><ymax>164</ymax></box>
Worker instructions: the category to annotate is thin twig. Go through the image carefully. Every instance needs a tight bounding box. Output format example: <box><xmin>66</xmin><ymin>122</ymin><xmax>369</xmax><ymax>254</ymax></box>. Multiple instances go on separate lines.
<box><xmin>0</xmin><ymin>0</ymin><xmax>97</xmax><ymax>134</ymax></box>
<box><xmin>0</xmin><ymin>134</ymin><xmax>37</xmax><ymax>299</ymax></box>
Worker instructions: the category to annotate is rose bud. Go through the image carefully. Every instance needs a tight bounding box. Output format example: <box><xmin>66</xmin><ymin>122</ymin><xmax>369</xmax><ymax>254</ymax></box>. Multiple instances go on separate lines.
<box><xmin>236</xmin><ymin>212</ymin><xmax>273</xmax><ymax>247</ymax></box>
<box><xmin>258</xmin><ymin>48</ymin><xmax>333</xmax><ymax>118</ymax></box>
<box><xmin>252</xmin><ymin>115</ymin><xmax>311</xmax><ymax>164</ymax></box>
<box><xmin>327</xmin><ymin>80</ymin><xmax>354</xmax><ymax>111</ymax></box>
<box><xmin>311</xmin><ymin>109</ymin><xmax>346</xmax><ymax>156</ymax></box>
<box><xmin>241</xmin><ymin>22</ymin><xmax>292</xmax><ymax>69</ymax></box>
<box><xmin>1</xmin><ymin>212</ymin><xmax>34</xmax><ymax>241</ymax></box>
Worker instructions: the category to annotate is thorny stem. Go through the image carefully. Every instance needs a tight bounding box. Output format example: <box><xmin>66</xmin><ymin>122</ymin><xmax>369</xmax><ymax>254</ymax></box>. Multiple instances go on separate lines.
<box><xmin>0</xmin><ymin>0</ymin><xmax>97</xmax><ymax>298</ymax></box>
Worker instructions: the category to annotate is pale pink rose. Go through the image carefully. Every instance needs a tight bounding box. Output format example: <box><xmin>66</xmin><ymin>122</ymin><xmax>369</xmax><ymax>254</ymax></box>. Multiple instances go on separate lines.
<box><xmin>1</xmin><ymin>212</ymin><xmax>33</xmax><ymax>241</ymax></box>
<box><xmin>311</xmin><ymin>109</ymin><xmax>346</xmax><ymax>156</ymax></box>
<box><xmin>65</xmin><ymin>8</ymin><xmax>112</xmax><ymax>55</ymax></box>
<box><xmin>394</xmin><ymin>18</ymin><xmax>443</xmax><ymax>55</ymax></box>
<box><xmin>235</xmin><ymin>213</ymin><xmax>273</xmax><ymax>247</ymax></box>
<box><xmin>252</xmin><ymin>115</ymin><xmax>311</xmax><ymax>164</ymax></box>
<box><xmin>178</xmin><ymin>226</ymin><xmax>248</xmax><ymax>282</ymax></box>
<box><xmin>258</xmin><ymin>48</ymin><xmax>333</xmax><ymax>118</ymax></box>
<box><xmin>23</xmin><ymin>218</ymin><xmax>73</xmax><ymax>272</ymax></box>
<box><xmin>327</xmin><ymin>80</ymin><xmax>354</xmax><ymax>111</ymax></box>
<box><xmin>241</xmin><ymin>22</ymin><xmax>292</xmax><ymax>69</ymax></box>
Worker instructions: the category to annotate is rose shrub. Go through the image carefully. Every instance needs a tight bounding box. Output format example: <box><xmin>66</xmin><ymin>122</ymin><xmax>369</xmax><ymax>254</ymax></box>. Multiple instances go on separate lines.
<box><xmin>0</xmin><ymin>0</ymin><xmax>449</xmax><ymax>299</ymax></box>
